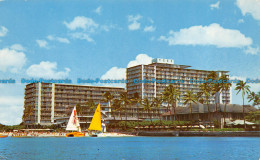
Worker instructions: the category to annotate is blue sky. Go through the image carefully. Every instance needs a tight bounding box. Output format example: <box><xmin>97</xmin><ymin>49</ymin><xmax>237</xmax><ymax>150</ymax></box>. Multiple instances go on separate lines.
<box><xmin>0</xmin><ymin>0</ymin><xmax>260</xmax><ymax>125</ymax></box>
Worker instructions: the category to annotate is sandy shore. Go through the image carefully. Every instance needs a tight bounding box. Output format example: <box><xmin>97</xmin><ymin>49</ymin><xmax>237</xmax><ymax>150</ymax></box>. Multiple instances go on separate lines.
<box><xmin>0</xmin><ymin>132</ymin><xmax>135</xmax><ymax>137</ymax></box>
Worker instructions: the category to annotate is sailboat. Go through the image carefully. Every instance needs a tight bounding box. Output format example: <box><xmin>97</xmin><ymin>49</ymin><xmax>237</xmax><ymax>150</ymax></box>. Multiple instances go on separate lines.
<box><xmin>88</xmin><ymin>103</ymin><xmax>102</xmax><ymax>137</ymax></box>
<box><xmin>88</xmin><ymin>103</ymin><xmax>133</xmax><ymax>137</ymax></box>
<box><xmin>65</xmin><ymin>106</ymin><xmax>85</xmax><ymax>137</ymax></box>
<box><xmin>0</xmin><ymin>134</ymin><xmax>8</xmax><ymax>138</ymax></box>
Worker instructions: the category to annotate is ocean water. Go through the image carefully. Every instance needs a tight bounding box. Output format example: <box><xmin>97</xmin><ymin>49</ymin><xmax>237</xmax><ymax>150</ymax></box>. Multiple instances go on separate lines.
<box><xmin>0</xmin><ymin>137</ymin><xmax>259</xmax><ymax>160</ymax></box>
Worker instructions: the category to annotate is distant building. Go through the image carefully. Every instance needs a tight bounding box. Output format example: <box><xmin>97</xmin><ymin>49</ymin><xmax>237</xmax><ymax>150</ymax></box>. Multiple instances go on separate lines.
<box><xmin>127</xmin><ymin>58</ymin><xmax>231</xmax><ymax>106</ymax></box>
<box><xmin>23</xmin><ymin>83</ymin><xmax>125</xmax><ymax>128</ymax></box>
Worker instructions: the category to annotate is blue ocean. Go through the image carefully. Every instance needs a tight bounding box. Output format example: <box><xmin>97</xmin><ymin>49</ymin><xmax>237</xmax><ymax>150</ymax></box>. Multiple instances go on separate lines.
<box><xmin>0</xmin><ymin>137</ymin><xmax>259</xmax><ymax>160</ymax></box>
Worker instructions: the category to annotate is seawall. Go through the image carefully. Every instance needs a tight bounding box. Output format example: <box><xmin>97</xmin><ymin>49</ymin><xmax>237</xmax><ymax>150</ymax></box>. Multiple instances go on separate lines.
<box><xmin>136</xmin><ymin>131</ymin><xmax>260</xmax><ymax>137</ymax></box>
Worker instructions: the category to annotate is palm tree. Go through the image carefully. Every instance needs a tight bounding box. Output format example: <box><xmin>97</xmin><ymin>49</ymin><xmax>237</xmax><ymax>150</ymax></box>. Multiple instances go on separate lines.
<box><xmin>162</xmin><ymin>84</ymin><xmax>181</xmax><ymax>121</ymax></box>
<box><xmin>207</xmin><ymin>71</ymin><xmax>219</xmax><ymax>112</ymax></box>
<box><xmin>219</xmin><ymin>75</ymin><xmax>232</xmax><ymax>127</ymax></box>
<box><xmin>235</xmin><ymin>80</ymin><xmax>251</xmax><ymax>129</ymax></box>
<box><xmin>254</xmin><ymin>92</ymin><xmax>260</xmax><ymax>107</ymax></box>
<box><xmin>197</xmin><ymin>82</ymin><xmax>211</xmax><ymax>121</ymax></box>
<box><xmin>103</xmin><ymin>91</ymin><xmax>114</xmax><ymax>117</ymax></box>
<box><xmin>162</xmin><ymin>90</ymin><xmax>171</xmax><ymax>113</ymax></box>
<box><xmin>183</xmin><ymin>90</ymin><xmax>197</xmax><ymax>121</ymax></box>
<box><xmin>111</xmin><ymin>99</ymin><xmax>123</xmax><ymax>120</ymax></box>
<box><xmin>86</xmin><ymin>100</ymin><xmax>96</xmax><ymax>112</ymax></box>
<box><xmin>248</xmin><ymin>91</ymin><xmax>260</xmax><ymax>108</ymax></box>
<box><xmin>248</xmin><ymin>91</ymin><xmax>257</xmax><ymax>103</ymax></box>
<box><xmin>119</xmin><ymin>92</ymin><xmax>131</xmax><ymax>121</ymax></box>
<box><xmin>152</xmin><ymin>97</ymin><xmax>163</xmax><ymax>124</ymax></box>
<box><xmin>141</xmin><ymin>98</ymin><xmax>153</xmax><ymax>123</ymax></box>
<box><xmin>131</xmin><ymin>92</ymin><xmax>142</xmax><ymax>121</ymax></box>
<box><xmin>76</xmin><ymin>104</ymin><xmax>83</xmax><ymax>115</ymax></box>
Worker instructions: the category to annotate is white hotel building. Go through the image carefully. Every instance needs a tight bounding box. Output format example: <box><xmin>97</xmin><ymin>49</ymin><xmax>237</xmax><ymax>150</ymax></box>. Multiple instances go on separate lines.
<box><xmin>126</xmin><ymin>58</ymin><xmax>232</xmax><ymax>106</ymax></box>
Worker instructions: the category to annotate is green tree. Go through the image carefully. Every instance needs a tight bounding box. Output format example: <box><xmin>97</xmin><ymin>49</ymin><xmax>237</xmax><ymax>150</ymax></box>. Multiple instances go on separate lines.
<box><xmin>235</xmin><ymin>80</ymin><xmax>251</xmax><ymax>129</ymax></box>
<box><xmin>219</xmin><ymin>75</ymin><xmax>232</xmax><ymax>127</ymax></box>
<box><xmin>103</xmin><ymin>91</ymin><xmax>114</xmax><ymax>117</ymax></box>
<box><xmin>76</xmin><ymin>104</ymin><xmax>83</xmax><ymax>115</ymax></box>
<box><xmin>207</xmin><ymin>71</ymin><xmax>219</xmax><ymax>112</ymax></box>
<box><xmin>162</xmin><ymin>84</ymin><xmax>181</xmax><ymax>121</ymax></box>
<box><xmin>248</xmin><ymin>91</ymin><xmax>260</xmax><ymax>107</ymax></box>
<box><xmin>197</xmin><ymin>82</ymin><xmax>212</xmax><ymax>121</ymax></box>
<box><xmin>152</xmin><ymin>97</ymin><xmax>163</xmax><ymax>124</ymax></box>
<box><xmin>86</xmin><ymin>100</ymin><xmax>96</xmax><ymax>112</ymax></box>
<box><xmin>131</xmin><ymin>92</ymin><xmax>142</xmax><ymax>123</ymax></box>
<box><xmin>119</xmin><ymin>92</ymin><xmax>131</xmax><ymax>121</ymax></box>
<box><xmin>111</xmin><ymin>99</ymin><xmax>123</xmax><ymax>120</ymax></box>
<box><xmin>141</xmin><ymin>98</ymin><xmax>153</xmax><ymax>123</ymax></box>
<box><xmin>245</xmin><ymin>111</ymin><xmax>260</xmax><ymax>123</ymax></box>
<box><xmin>183</xmin><ymin>90</ymin><xmax>197</xmax><ymax>121</ymax></box>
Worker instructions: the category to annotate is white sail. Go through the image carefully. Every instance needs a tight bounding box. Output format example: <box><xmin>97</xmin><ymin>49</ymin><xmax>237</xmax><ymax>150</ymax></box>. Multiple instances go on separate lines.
<box><xmin>66</xmin><ymin>106</ymin><xmax>81</xmax><ymax>132</ymax></box>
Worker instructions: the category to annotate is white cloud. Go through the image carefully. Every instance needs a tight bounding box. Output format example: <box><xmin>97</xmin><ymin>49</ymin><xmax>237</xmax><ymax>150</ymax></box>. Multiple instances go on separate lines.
<box><xmin>0</xmin><ymin>26</ymin><xmax>8</xmax><ymax>37</ymax></box>
<box><xmin>238</xmin><ymin>19</ymin><xmax>245</xmax><ymax>23</ymax></box>
<box><xmin>0</xmin><ymin>96</ymin><xmax>24</xmax><ymax>125</ymax></box>
<box><xmin>100</xmin><ymin>54</ymin><xmax>153</xmax><ymax>88</ymax></box>
<box><xmin>236</xmin><ymin>0</ymin><xmax>260</xmax><ymax>21</ymax></box>
<box><xmin>64</xmin><ymin>16</ymin><xmax>99</xmax><ymax>32</ymax></box>
<box><xmin>94</xmin><ymin>6</ymin><xmax>102</xmax><ymax>15</ymax></box>
<box><xmin>127</xmin><ymin>54</ymin><xmax>152</xmax><ymax>68</ymax></box>
<box><xmin>70</xmin><ymin>32</ymin><xmax>94</xmax><ymax>43</ymax></box>
<box><xmin>144</xmin><ymin>25</ymin><xmax>156</xmax><ymax>32</ymax></box>
<box><xmin>100</xmin><ymin>67</ymin><xmax>126</xmax><ymax>88</ymax></box>
<box><xmin>101</xmin><ymin>67</ymin><xmax>126</xmax><ymax>80</ymax></box>
<box><xmin>128</xmin><ymin>15</ymin><xmax>142</xmax><ymax>30</ymax></box>
<box><xmin>0</xmin><ymin>48</ymin><xmax>26</xmax><ymax>73</ymax></box>
<box><xmin>128</xmin><ymin>22</ymin><xmax>141</xmax><ymax>30</ymax></box>
<box><xmin>159</xmin><ymin>23</ymin><xmax>252</xmax><ymax>48</ymax></box>
<box><xmin>10</xmin><ymin>44</ymin><xmax>26</xmax><ymax>51</ymax></box>
<box><xmin>244</xmin><ymin>46</ymin><xmax>260</xmax><ymax>55</ymax></box>
<box><xmin>101</xmin><ymin>24</ymin><xmax>119</xmax><ymax>32</ymax></box>
<box><xmin>148</xmin><ymin>18</ymin><xmax>154</xmax><ymax>24</ymax></box>
<box><xmin>36</xmin><ymin>39</ymin><xmax>48</xmax><ymax>48</ymax></box>
<box><xmin>26</xmin><ymin>61</ymin><xmax>70</xmax><ymax>79</ymax></box>
<box><xmin>210</xmin><ymin>1</ymin><xmax>220</xmax><ymax>10</ymax></box>
<box><xmin>47</xmin><ymin>35</ymin><xmax>70</xmax><ymax>44</ymax></box>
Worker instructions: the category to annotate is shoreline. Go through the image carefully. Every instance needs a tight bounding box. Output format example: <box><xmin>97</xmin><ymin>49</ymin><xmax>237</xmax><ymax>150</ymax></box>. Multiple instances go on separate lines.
<box><xmin>0</xmin><ymin>132</ymin><xmax>135</xmax><ymax>138</ymax></box>
<box><xmin>1</xmin><ymin>131</ymin><xmax>260</xmax><ymax>137</ymax></box>
<box><xmin>136</xmin><ymin>131</ymin><xmax>260</xmax><ymax>137</ymax></box>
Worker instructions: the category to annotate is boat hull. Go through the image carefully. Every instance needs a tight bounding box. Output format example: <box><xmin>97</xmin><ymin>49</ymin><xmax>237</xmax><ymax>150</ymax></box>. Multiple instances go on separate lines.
<box><xmin>0</xmin><ymin>135</ymin><xmax>8</xmax><ymax>138</ymax></box>
<box><xmin>89</xmin><ymin>134</ymin><xmax>98</xmax><ymax>137</ymax></box>
<box><xmin>66</xmin><ymin>132</ymin><xmax>85</xmax><ymax>137</ymax></box>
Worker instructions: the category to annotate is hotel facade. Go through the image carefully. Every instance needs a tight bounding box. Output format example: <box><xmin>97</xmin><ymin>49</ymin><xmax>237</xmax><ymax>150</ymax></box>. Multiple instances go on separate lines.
<box><xmin>23</xmin><ymin>83</ymin><xmax>125</xmax><ymax>127</ymax></box>
<box><xmin>23</xmin><ymin>58</ymin><xmax>232</xmax><ymax>127</ymax></box>
<box><xmin>126</xmin><ymin>58</ymin><xmax>232</xmax><ymax>106</ymax></box>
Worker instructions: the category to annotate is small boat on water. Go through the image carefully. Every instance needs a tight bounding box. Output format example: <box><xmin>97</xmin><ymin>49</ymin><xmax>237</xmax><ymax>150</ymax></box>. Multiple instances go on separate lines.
<box><xmin>0</xmin><ymin>134</ymin><xmax>8</xmax><ymax>138</ymax></box>
<box><xmin>88</xmin><ymin>103</ymin><xmax>102</xmax><ymax>137</ymax></box>
<box><xmin>65</xmin><ymin>106</ymin><xmax>85</xmax><ymax>137</ymax></box>
<box><xmin>87</xmin><ymin>103</ymin><xmax>134</xmax><ymax>137</ymax></box>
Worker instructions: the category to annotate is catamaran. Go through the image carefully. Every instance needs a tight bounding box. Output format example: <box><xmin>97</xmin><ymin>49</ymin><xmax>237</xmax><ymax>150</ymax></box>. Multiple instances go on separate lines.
<box><xmin>65</xmin><ymin>106</ymin><xmax>85</xmax><ymax>137</ymax></box>
<box><xmin>0</xmin><ymin>134</ymin><xmax>8</xmax><ymax>138</ymax></box>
